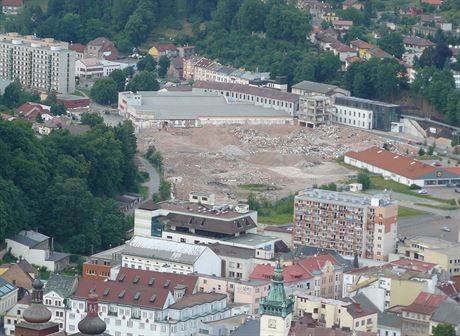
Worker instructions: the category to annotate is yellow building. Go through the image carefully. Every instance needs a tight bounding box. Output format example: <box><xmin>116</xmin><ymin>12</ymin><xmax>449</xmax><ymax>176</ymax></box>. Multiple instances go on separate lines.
<box><xmin>397</xmin><ymin>236</ymin><xmax>460</xmax><ymax>276</ymax></box>
<box><xmin>322</xmin><ymin>12</ymin><xmax>339</xmax><ymax>23</ymax></box>
<box><xmin>295</xmin><ymin>294</ymin><xmax>378</xmax><ymax>332</ymax></box>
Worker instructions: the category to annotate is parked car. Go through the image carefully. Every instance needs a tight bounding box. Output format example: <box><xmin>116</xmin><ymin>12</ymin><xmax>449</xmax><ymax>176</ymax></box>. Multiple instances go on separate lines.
<box><xmin>445</xmin><ymin>215</ymin><xmax>452</xmax><ymax>219</ymax></box>
<box><xmin>442</xmin><ymin>226</ymin><xmax>451</xmax><ymax>232</ymax></box>
<box><xmin>417</xmin><ymin>189</ymin><xmax>428</xmax><ymax>194</ymax></box>
<box><xmin>455</xmin><ymin>188</ymin><xmax>460</xmax><ymax>193</ymax></box>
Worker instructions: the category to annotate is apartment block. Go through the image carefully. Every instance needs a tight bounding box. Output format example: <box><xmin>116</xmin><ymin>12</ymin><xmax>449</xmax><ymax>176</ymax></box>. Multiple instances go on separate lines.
<box><xmin>293</xmin><ymin>189</ymin><xmax>398</xmax><ymax>260</ymax></box>
<box><xmin>0</xmin><ymin>33</ymin><xmax>76</xmax><ymax>93</ymax></box>
<box><xmin>298</xmin><ymin>95</ymin><xmax>333</xmax><ymax>127</ymax></box>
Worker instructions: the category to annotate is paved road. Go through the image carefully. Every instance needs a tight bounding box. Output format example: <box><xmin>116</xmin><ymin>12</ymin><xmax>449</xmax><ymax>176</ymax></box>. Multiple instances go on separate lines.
<box><xmin>138</xmin><ymin>155</ymin><xmax>160</xmax><ymax>199</ymax></box>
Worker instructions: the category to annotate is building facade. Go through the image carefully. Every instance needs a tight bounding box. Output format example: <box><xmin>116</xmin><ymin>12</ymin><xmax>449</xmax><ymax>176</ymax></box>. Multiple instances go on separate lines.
<box><xmin>293</xmin><ymin>189</ymin><xmax>398</xmax><ymax>260</ymax></box>
<box><xmin>0</xmin><ymin>33</ymin><xmax>75</xmax><ymax>93</ymax></box>
<box><xmin>298</xmin><ymin>95</ymin><xmax>333</xmax><ymax>127</ymax></box>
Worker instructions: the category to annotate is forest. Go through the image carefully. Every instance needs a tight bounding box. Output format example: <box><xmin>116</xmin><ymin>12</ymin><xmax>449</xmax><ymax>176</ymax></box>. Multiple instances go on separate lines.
<box><xmin>0</xmin><ymin>118</ymin><xmax>137</xmax><ymax>255</ymax></box>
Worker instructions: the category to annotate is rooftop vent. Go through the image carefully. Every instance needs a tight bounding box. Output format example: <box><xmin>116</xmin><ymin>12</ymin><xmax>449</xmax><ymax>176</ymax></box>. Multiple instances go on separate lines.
<box><xmin>118</xmin><ymin>290</ymin><xmax>125</xmax><ymax>298</ymax></box>
<box><xmin>164</xmin><ymin>280</ymin><xmax>170</xmax><ymax>288</ymax></box>
<box><xmin>133</xmin><ymin>292</ymin><xmax>141</xmax><ymax>300</ymax></box>
<box><xmin>118</xmin><ymin>273</ymin><xmax>126</xmax><ymax>282</ymax></box>
<box><xmin>133</xmin><ymin>276</ymin><xmax>140</xmax><ymax>284</ymax></box>
<box><xmin>149</xmin><ymin>294</ymin><xmax>157</xmax><ymax>303</ymax></box>
<box><xmin>103</xmin><ymin>288</ymin><xmax>110</xmax><ymax>296</ymax></box>
<box><xmin>148</xmin><ymin>278</ymin><xmax>155</xmax><ymax>286</ymax></box>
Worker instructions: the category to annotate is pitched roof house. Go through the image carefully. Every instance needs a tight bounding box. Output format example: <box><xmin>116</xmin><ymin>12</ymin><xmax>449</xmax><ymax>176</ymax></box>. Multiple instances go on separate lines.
<box><xmin>2</xmin><ymin>0</ymin><xmax>23</xmax><ymax>15</ymax></box>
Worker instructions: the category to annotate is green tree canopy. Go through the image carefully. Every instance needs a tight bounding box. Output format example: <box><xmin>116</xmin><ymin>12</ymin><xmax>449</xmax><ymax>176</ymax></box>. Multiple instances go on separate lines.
<box><xmin>126</xmin><ymin>71</ymin><xmax>160</xmax><ymax>92</ymax></box>
<box><xmin>90</xmin><ymin>77</ymin><xmax>118</xmax><ymax>105</ymax></box>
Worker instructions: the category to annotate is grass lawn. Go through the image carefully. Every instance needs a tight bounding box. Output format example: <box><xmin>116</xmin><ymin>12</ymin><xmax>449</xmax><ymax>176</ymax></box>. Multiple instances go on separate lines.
<box><xmin>239</xmin><ymin>183</ymin><xmax>273</xmax><ymax>192</ymax></box>
<box><xmin>398</xmin><ymin>206</ymin><xmax>429</xmax><ymax>218</ymax></box>
<box><xmin>258</xmin><ymin>213</ymin><xmax>293</xmax><ymax>225</ymax></box>
<box><xmin>414</xmin><ymin>203</ymin><xmax>459</xmax><ymax>211</ymax></box>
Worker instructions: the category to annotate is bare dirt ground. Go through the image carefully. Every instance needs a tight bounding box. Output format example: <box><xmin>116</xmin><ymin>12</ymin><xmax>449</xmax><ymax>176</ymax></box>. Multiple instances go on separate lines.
<box><xmin>137</xmin><ymin>124</ymin><xmax>410</xmax><ymax>203</ymax></box>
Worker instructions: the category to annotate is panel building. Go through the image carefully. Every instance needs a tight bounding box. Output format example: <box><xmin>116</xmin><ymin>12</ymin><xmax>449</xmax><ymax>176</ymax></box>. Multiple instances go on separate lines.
<box><xmin>0</xmin><ymin>33</ymin><xmax>76</xmax><ymax>93</ymax></box>
<box><xmin>293</xmin><ymin>189</ymin><xmax>398</xmax><ymax>260</ymax></box>
<box><xmin>332</xmin><ymin>96</ymin><xmax>401</xmax><ymax>131</ymax></box>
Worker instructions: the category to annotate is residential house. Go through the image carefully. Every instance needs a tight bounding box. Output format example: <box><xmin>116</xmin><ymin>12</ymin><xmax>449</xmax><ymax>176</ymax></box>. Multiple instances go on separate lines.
<box><xmin>378</xmin><ymin>313</ymin><xmax>402</xmax><ymax>336</ymax></box>
<box><xmin>2</xmin><ymin>0</ymin><xmax>22</xmax><ymax>15</ymax></box>
<box><xmin>68</xmin><ymin>43</ymin><xmax>86</xmax><ymax>60</ymax></box>
<box><xmin>67</xmin><ymin>267</ymin><xmax>235</xmax><ymax>336</ymax></box>
<box><xmin>85</xmin><ymin>37</ymin><xmax>118</xmax><ymax>61</ymax></box>
<box><xmin>34</xmin><ymin>116</ymin><xmax>90</xmax><ymax>136</ymax></box>
<box><xmin>15</xmin><ymin>102</ymin><xmax>52</xmax><ymax>122</ymax></box>
<box><xmin>312</xmin><ymin>29</ymin><xmax>339</xmax><ymax>51</ymax></box>
<box><xmin>291</xmin><ymin>80</ymin><xmax>350</xmax><ymax>99</ymax></box>
<box><xmin>323</xmin><ymin>12</ymin><xmax>340</xmax><ymax>23</ymax></box>
<box><xmin>5</xmin><ymin>230</ymin><xmax>70</xmax><ymax>272</ymax></box>
<box><xmin>438</xmin><ymin>276</ymin><xmax>460</xmax><ymax>302</ymax></box>
<box><xmin>148</xmin><ymin>43</ymin><xmax>179</xmax><ymax>58</ymax></box>
<box><xmin>197</xmin><ymin>274</ymin><xmax>270</xmax><ymax>315</ymax></box>
<box><xmin>343</xmin><ymin>263</ymin><xmax>439</xmax><ymax>311</ymax></box>
<box><xmin>399</xmin><ymin>6</ymin><xmax>423</xmax><ymax>17</ymax></box>
<box><xmin>75</xmin><ymin>58</ymin><xmax>104</xmax><ymax>80</ymax></box>
<box><xmin>295</xmin><ymin>293</ymin><xmax>378</xmax><ymax>332</ymax></box>
<box><xmin>330</xmin><ymin>41</ymin><xmax>358</xmax><ymax>69</ymax></box>
<box><xmin>0</xmin><ymin>260</ymin><xmax>37</xmax><ymax>293</ymax></box>
<box><xmin>343</xmin><ymin>0</ymin><xmax>363</xmax><ymax>10</ymax></box>
<box><xmin>351</xmin><ymin>39</ymin><xmax>375</xmax><ymax>59</ymax></box>
<box><xmin>177</xmin><ymin>45</ymin><xmax>195</xmax><ymax>58</ymax></box>
<box><xmin>82</xmin><ymin>244</ymin><xmax>124</xmax><ymax>281</ymax></box>
<box><xmin>121</xmin><ymin>235</ymin><xmax>222</xmax><ymax>276</ymax></box>
<box><xmin>403</xmin><ymin>36</ymin><xmax>435</xmax><ymax>66</ymax></box>
<box><xmin>251</xmin><ymin>254</ymin><xmax>344</xmax><ymax>299</ymax></box>
<box><xmin>0</xmin><ymin>278</ymin><xmax>17</xmax><ymax>316</ymax></box>
<box><xmin>44</xmin><ymin>275</ymin><xmax>78</xmax><ymax>330</ymax></box>
<box><xmin>167</xmin><ymin>56</ymin><xmax>184</xmax><ymax>80</ymax></box>
<box><xmin>332</xmin><ymin>20</ymin><xmax>353</xmax><ymax>31</ymax></box>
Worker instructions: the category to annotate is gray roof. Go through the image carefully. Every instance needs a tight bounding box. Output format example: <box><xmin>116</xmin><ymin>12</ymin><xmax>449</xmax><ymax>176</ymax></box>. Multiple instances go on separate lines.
<box><xmin>47</xmin><ymin>251</ymin><xmax>70</xmax><ymax>261</ymax></box>
<box><xmin>123</xmin><ymin>236</ymin><xmax>208</xmax><ymax>265</ymax></box>
<box><xmin>431</xmin><ymin>299</ymin><xmax>460</xmax><ymax>325</ymax></box>
<box><xmin>9</xmin><ymin>230</ymin><xmax>49</xmax><ymax>248</ymax></box>
<box><xmin>209</xmin><ymin>243</ymin><xmax>255</xmax><ymax>259</ymax></box>
<box><xmin>44</xmin><ymin>275</ymin><xmax>77</xmax><ymax>298</ymax></box>
<box><xmin>292</xmin><ymin>80</ymin><xmax>340</xmax><ymax>94</ymax></box>
<box><xmin>353</xmin><ymin>293</ymin><xmax>380</xmax><ymax>312</ymax></box>
<box><xmin>378</xmin><ymin>312</ymin><xmax>402</xmax><ymax>330</ymax></box>
<box><xmin>231</xmin><ymin>319</ymin><xmax>260</xmax><ymax>336</ymax></box>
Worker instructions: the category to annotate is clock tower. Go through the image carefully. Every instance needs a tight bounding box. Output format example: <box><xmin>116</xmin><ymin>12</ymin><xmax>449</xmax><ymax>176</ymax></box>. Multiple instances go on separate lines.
<box><xmin>259</xmin><ymin>261</ymin><xmax>294</xmax><ymax>336</ymax></box>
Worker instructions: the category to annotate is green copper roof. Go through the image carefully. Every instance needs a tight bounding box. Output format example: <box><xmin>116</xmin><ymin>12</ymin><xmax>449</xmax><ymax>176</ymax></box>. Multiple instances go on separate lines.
<box><xmin>259</xmin><ymin>261</ymin><xmax>294</xmax><ymax>318</ymax></box>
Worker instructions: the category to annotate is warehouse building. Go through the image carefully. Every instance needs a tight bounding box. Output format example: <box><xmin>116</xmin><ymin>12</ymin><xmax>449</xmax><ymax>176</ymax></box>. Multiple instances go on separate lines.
<box><xmin>344</xmin><ymin>146</ymin><xmax>460</xmax><ymax>187</ymax></box>
<box><xmin>118</xmin><ymin>91</ymin><xmax>293</xmax><ymax>131</ymax></box>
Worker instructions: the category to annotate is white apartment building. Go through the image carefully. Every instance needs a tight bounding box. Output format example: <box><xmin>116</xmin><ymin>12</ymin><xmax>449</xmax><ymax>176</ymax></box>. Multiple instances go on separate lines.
<box><xmin>0</xmin><ymin>33</ymin><xmax>76</xmax><ymax>93</ymax></box>
<box><xmin>66</xmin><ymin>268</ymin><xmax>234</xmax><ymax>336</ymax></box>
<box><xmin>121</xmin><ymin>236</ymin><xmax>222</xmax><ymax>277</ymax></box>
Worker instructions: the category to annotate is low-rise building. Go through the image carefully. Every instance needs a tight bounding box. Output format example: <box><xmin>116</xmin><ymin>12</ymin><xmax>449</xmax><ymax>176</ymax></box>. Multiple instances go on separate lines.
<box><xmin>5</xmin><ymin>230</ymin><xmax>70</xmax><ymax>272</ymax></box>
<box><xmin>0</xmin><ymin>260</ymin><xmax>37</xmax><ymax>292</ymax></box>
<box><xmin>82</xmin><ymin>245</ymin><xmax>124</xmax><ymax>281</ymax></box>
<box><xmin>291</xmin><ymin>80</ymin><xmax>349</xmax><ymax>99</ymax></box>
<box><xmin>15</xmin><ymin>102</ymin><xmax>52</xmax><ymax>122</ymax></box>
<box><xmin>377</xmin><ymin>313</ymin><xmax>402</xmax><ymax>336</ymax></box>
<box><xmin>397</xmin><ymin>236</ymin><xmax>460</xmax><ymax>276</ymax></box>
<box><xmin>332</xmin><ymin>20</ymin><xmax>353</xmax><ymax>31</ymax></box>
<box><xmin>351</xmin><ymin>40</ymin><xmax>375</xmax><ymax>59</ymax></box>
<box><xmin>293</xmin><ymin>189</ymin><xmax>398</xmax><ymax>260</ymax></box>
<box><xmin>295</xmin><ymin>294</ymin><xmax>378</xmax><ymax>332</ymax></box>
<box><xmin>43</xmin><ymin>275</ymin><xmax>78</xmax><ymax>330</ymax></box>
<box><xmin>85</xmin><ymin>37</ymin><xmax>118</xmax><ymax>61</ymax></box>
<box><xmin>67</xmin><ymin>267</ymin><xmax>235</xmax><ymax>336</ymax></box>
<box><xmin>148</xmin><ymin>43</ymin><xmax>179</xmax><ymax>58</ymax></box>
<box><xmin>332</xmin><ymin>96</ymin><xmax>401</xmax><ymax>131</ymax></box>
<box><xmin>0</xmin><ymin>278</ymin><xmax>17</xmax><ymax>317</ymax></box>
<box><xmin>344</xmin><ymin>147</ymin><xmax>460</xmax><ymax>187</ymax></box>
<box><xmin>121</xmin><ymin>236</ymin><xmax>222</xmax><ymax>276</ymax></box>
<box><xmin>2</xmin><ymin>0</ymin><xmax>23</xmax><ymax>15</ymax></box>
<box><xmin>262</xmin><ymin>225</ymin><xmax>293</xmax><ymax>247</ymax></box>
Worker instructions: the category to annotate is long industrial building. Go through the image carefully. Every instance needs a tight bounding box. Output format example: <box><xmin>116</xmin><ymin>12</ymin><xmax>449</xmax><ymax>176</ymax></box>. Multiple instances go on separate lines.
<box><xmin>118</xmin><ymin>91</ymin><xmax>293</xmax><ymax>131</ymax></box>
<box><xmin>0</xmin><ymin>33</ymin><xmax>76</xmax><ymax>93</ymax></box>
<box><xmin>293</xmin><ymin>189</ymin><xmax>398</xmax><ymax>260</ymax></box>
<box><xmin>345</xmin><ymin>146</ymin><xmax>460</xmax><ymax>187</ymax></box>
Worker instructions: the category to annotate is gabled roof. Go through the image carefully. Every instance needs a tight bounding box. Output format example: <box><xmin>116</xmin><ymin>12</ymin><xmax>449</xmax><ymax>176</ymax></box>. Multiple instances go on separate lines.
<box><xmin>403</xmin><ymin>36</ymin><xmax>435</xmax><ymax>47</ymax></box>
<box><xmin>168</xmin><ymin>292</ymin><xmax>226</xmax><ymax>309</ymax></box>
<box><xmin>2</xmin><ymin>0</ymin><xmax>23</xmax><ymax>6</ymax></box>
<box><xmin>16</xmin><ymin>102</ymin><xmax>51</xmax><ymax>121</ymax></box>
<box><xmin>8</xmin><ymin>230</ymin><xmax>49</xmax><ymax>248</ymax></box>
<box><xmin>367</xmin><ymin>47</ymin><xmax>393</xmax><ymax>58</ymax></box>
<box><xmin>350</xmin><ymin>39</ymin><xmax>374</xmax><ymax>49</ymax></box>
<box><xmin>17</xmin><ymin>259</ymin><xmax>37</xmax><ymax>275</ymax></box>
<box><xmin>438</xmin><ymin>276</ymin><xmax>460</xmax><ymax>301</ymax></box>
<box><xmin>44</xmin><ymin>275</ymin><xmax>77</xmax><ymax>298</ymax></box>
<box><xmin>431</xmin><ymin>299</ymin><xmax>460</xmax><ymax>325</ymax></box>
<box><xmin>389</xmin><ymin>258</ymin><xmax>437</xmax><ymax>273</ymax></box>
<box><xmin>74</xmin><ymin>267</ymin><xmax>197</xmax><ymax>310</ymax></box>
<box><xmin>87</xmin><ymin>37</ymin><xmax>114</xmax><ymax>47</ymax></box>
<box><xmin>79</xmin><ymin>58</ymin><xmax>102</xmax><ymax>67</ymax></box>
<box><xmin>331</xmin><ymin>41</ymin><xmax>356</xmax><ymax>53</ymax></box>
<box><xmin>403</xmin><ymin>292</ymin><xmax>446</xmax><ymax>315</ymax></box>
<box><xmin>345</xmin><ymin>146</ymin><xmax>438</xmax><ymax>179</ymax></box>
<box><xmin>69</xmin><ymin>43</ymin><xmax>86</xmax><ymax>53</ymax></box>
<box><xmin>291</xmin><ymin>80</ymin><xmax>340</xmax><ymax>94</ymax></box>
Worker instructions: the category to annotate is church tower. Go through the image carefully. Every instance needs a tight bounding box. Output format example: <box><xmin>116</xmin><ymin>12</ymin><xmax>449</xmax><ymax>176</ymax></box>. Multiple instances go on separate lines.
<box><xmin>259</xmin><ymin>261</ymin><xmax>294</xmax><ymax>336</ymax></box>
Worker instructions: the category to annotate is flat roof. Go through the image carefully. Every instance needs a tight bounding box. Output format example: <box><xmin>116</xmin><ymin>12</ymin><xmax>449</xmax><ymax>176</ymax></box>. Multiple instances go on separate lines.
<box><xmin>221</xmin><ymin>232</ymin><xmax>279</xmax><ymax>246</ymax></box>
<box><xmin>90</xmin><ymin>244</ymin><xmax>125</xmax><ymax>260</ymax></box>
<box><xmin>336</xmin><ymin>95</ymin><xmax>399</xmax><ymax>108</ymax></box>
<box><xmin>123</xmin><ymin>91</ymin><xmax>292</xmax><ymax>120</ymax></box>
<box><xmin>295</xmin><ymin>188</ymin><xmax>394</xmax><ymax>207</ymax></box>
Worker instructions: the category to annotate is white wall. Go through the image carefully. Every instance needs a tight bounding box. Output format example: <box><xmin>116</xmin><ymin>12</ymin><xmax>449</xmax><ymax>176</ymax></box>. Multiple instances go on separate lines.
<box><xmin>333</xmin><ymin>106</ymin><xmax>373</xmax><ymax>129</ymax></box>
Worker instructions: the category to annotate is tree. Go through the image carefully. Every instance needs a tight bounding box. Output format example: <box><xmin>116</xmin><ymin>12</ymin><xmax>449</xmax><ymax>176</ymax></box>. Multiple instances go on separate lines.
<box><xmin>158</xmin><ymin>55</ymin><xmax>170</xmax><ymax>78</ymax></box>
<box><xmin>123</xmin><ymin>66</ymin><xmax>135</xmax><ymax>78</ymax></box>
<box><xmin>90</xmin><ymin>77</ymin><xmax>118</xmax><ymax>105</ymax></box>
<box><xmin>3</xmin><ymin>81</ymin><xmax>30</xmax><ymax>108</ymax></box>
<box><xmin>81</xmin><ymin>112</ymin><xmax>104</xmax><ymax>127</ymax></box>
<box><xmin>236</xmin><ymin>0</ymin><xmax>266</xmax><ymax>32</ymax></box>
<box><xmin>137</xmin><ymin>55</ymin><xmax>157</xmax><ymax>73</ymax></box>
<box><xmin>153</xmin><ymin>179</ymin><xmax>171</xmax><ymax>202</ymax></box>
<box><xmin>126</xmin><ymin>71</ymin><xmax>160</xmax><ymax>92</ymax></box>
<box><xmin>357</xmin><ymin>170</ymin><xmax>371</xmax><ymax>190</ymax></box>
<box><xmin>50</xmin><ymin>103</ymin><xmax>66</xmax><ymax>116</ymax></box>
<box><xmin>432</xmin><ymin>324</ymin><xmax>456</xmax><ymax>336</ymax></box>
<box><xmin>109</xmin><ymin>69</ymin><xmax>126</xmax><ymax>92</ymax></box>
<box><xmin>213</xmin><ymin>0</ymin><xmax>242</xmax><ymax>30</ymax></box>
<box><xmin>377</xmin><ymin>32</ymin><xmax>405</xmax><ymax>58</ymax></box>
<box><xmin>418</xmin><ymin>147</ymin><xmax>425</xmax><ymax>156</ymax></box>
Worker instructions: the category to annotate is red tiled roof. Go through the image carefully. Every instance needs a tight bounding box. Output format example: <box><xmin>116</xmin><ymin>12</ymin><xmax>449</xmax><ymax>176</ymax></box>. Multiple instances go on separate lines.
<box><xmin>438</xmin><ymin>277</ymin><xmax>460</xmax><ymax>300</ymax></box>
<box><xmin>15</xmin><ymin>102</ymin><xmax>50</xmax><ymax>121</ymax></box>
<box><xmin>250</xmin><ymin>255</ymin><xmax>340</xmax><ymax>283</ymax></box>
<box><xmin>153</xmin><ymin>43</ymin><xmax>178</xmax><ymax>52</ymax></box>
<box><xmin>403</xmin><ymin>292</ymin><xmax>446</xmax><ymax>315</ymax></box>
<box><xmin>2</xmin><ymin>0</ymin><xmax>23</xmax><ymax>6</ymax></box>
<box><xmin>346</xmin><ymin>56</ymin><xmax>361</xmax><ymax>64</ymax></box>
<box><xmin>69</xmin><ymin>43</ymin><xmax>86</xmax><ymax>53</ymax></box>
<box><xmin>74</xmin><ymin>267</ymin><xmax>198</xmax><ymax>309</ymax></box>
<box><xmin>403</xmin><ymin>36</ymin><xmax>435</xmax><ymax>47</ymax></box>
<box><xmin>367</xmin><ymin>47</ymin><xmax>393</xmax><ymax>58</ymax></box>
<box><xmin>345</xmin><ymin>146</ymin><xmax>438</xmax><ymax>179</ymax></box>
<box><xmin>390</xmin><ymin>259</ymin><xmax>437</xmax><ymax>273</ymax></box>
<box><xmin>331</xmin><ymin>41</ymin><xmax>356</xmax><ymax>53</ymax></box>
<box><xmin>350</xmin><ymin>39</ymin><xmax>374</xmax><ymax>49</ymax></box>
<box><xmin>421</xmin><ymin>0</ymin><xmax>442</xmax><ymax>5</ymax></box>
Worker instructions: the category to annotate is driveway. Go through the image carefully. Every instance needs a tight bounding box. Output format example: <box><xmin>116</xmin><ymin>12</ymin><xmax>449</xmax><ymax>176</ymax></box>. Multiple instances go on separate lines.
<box><xmin>138</xmin><ymin>155</ymin><xmax>160</xmax><ymax>199</ymax></box>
